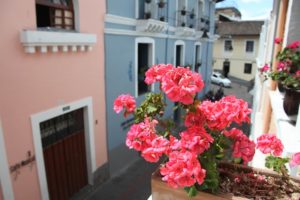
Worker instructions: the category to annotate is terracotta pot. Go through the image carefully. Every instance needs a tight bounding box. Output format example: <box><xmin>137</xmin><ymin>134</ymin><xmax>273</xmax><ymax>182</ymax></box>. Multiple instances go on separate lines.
<box><xmin>283</xmin><ymin>87</ymin><xmax>300</xmax><ymax>116</ymax></box>
<box><xmin>151</xmin><ymin>162</ymin><xmax>300</xmax><ymax>200</ymax></box>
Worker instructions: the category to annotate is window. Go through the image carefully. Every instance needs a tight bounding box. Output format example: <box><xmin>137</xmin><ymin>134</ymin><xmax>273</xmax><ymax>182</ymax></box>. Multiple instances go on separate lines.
<box><xmin>36</xmin><ymin>0</ymin><xmax>74</xmax><ymax>30</ymax></box>
<box><xmin>244</xmin><ymin>63</ymin><xmax>252</xmax><ymax>74</ymax></box>
<box><xmin>137</xmin><ymin>43</ymin><xmax>152</xmax><ymax>96</ymax></box>
<box><xmin>174</xmin><ymin>40</ymin><xmax>185</xmax><ymax>67</ymax></box>
<box><xmin>194</xmin><ymin>44</ymin><xmax>201</xmax><ymax>72</ymax></box>
<box><xmin>176</xmin><ymin>0</ymin><xmax>187</xmax><ymax>27</ymax></box>
<box><xmin>224</xmin><ymin>40</ymin><xmax>233</xmax><ymax>51</ymax></box>
<box><xmin>245</xmin><ymin>41</ymin><xmax>254</xmax><ymax>52</ymax></box>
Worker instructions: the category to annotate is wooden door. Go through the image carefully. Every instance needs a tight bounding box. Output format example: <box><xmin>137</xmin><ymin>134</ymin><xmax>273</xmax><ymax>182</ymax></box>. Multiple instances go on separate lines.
<box><xmin>40</xmin><ymin>108</ymin><xmax>88</xmax><ymax>200</ymax></box>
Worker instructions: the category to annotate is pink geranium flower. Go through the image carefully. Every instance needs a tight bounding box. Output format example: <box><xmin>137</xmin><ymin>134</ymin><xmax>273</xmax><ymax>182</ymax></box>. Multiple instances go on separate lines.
<box><xmin>256</xmin><ymin>134</ymin><xmax>284</xmax><ymax>156</ymax></box>
<box><xmin>160</xmin><ymin>150</ymin><xmax>206</xmax><ymax>188</ymax></box>
<box><xmin>277</xmin><ymin>62</ymin><xmax>286</xmax><ymax>71</ymax></box>
<box><xmin>145</xmin><ymin>64</ymin><xmax>174</xmax><ymax>84</ymax></box>
<box><xmin>224</xmin><ymin>128</ymin><xmax>255</xmax><ymax>164</ymax></box>
<box><xmin>287</xmin><ymin>41</ymin><xmax>300</xmax><ymax>49</ymax></box>
<box><xmin>232</xmin><ymin>134</ymin><xmax>256</xmax><ymax>164</ymax></box>
<box><xmin>113</xmin><ymin>94</ymin><xmax>136</xmax><ymax>117</ymax></box>
<box><xmin>184</xmin><ymin>105</ymin><xmax>205</xmax><ymax>127</ymax></box>
<box><xmin>161</xmin><ymin>67</ymin><xmax>204</xmax><ymax>105</ymax></box>
<box><xmin>179</xmin><ymin>126</ymin><xmax>214</xmax><ymax>155</ymax></box>
<box><xmin>274</xmin><ymin>37</ymin><xmax>282</xmax><ymax>44</ymax></box>
<box><xmin>200</xmin><ymin>96</ymin><xmax>251</xmax><ymax>130</ymax></box>
<box><xmin>223</xmin><ymin>128</ymin><xmax>244</xmax><ymax>139</ymax></box>
<box><xmin>259</xmin><ymin>64</ymin><xmax>269</xmax><ymax>73</ymax></box>
<box><xmin>290</xmin><ymin>152</ymin><xmax>300</xmax><ymax>167</ymax></box>
<box><xmin>125</xmin><ymin>118</ymin><xmax>158</xmax><ymax>152</ymax></box>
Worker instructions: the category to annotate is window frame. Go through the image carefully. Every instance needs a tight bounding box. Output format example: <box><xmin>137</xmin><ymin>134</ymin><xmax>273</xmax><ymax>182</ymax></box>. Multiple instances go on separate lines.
<box><xmin>174</xmin><ymin>40</ymin><xmax>186</xmax><ymax>67</ymax></box>
<box><xmin>135</xmin><ymin>37</ymin><xmax>155</xmax><ymax>97</ymax></box>
<box><xmin>36</xmin><ymin>0</ymin><xmax>75</xmax><ymax>30</ymax></box>
<box><xmin>224</xmin><ymin>39</ymin><xmax>233</xmax><ymax>52</ymax></box>
<box><xmin>194</xmin><ymin>42</ymin><xmax>202</xmax><ymax>72</ymax></box>
<box><xmin>245</xmin><ymin>40</ymin><xmax>254</xmax><ymax>53</ymax></box>
<box><xmin>244</xmin><ymin>63</ymin><xmax>252</xmax><ymax>74</ymax></box>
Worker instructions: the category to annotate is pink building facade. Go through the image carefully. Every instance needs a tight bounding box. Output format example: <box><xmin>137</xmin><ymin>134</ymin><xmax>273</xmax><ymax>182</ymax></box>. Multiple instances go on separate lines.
<box><xmin>0</xmin><ymin>0</ymin><xmax>107</xmax><ymax>199</ymax></box>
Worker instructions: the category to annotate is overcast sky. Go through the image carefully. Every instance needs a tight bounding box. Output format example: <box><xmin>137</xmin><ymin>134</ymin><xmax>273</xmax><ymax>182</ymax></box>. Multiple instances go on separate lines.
<box><xmin>216</xmin><ymin>0</ymin><xmax>273</xmax><ymax>21</ymax></box>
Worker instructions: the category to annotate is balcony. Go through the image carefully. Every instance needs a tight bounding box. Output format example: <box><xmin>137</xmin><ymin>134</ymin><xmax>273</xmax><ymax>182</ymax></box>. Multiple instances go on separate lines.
<box><xmin>20</xmin><ymin>30</ymin><xmax>96</xmax><ymax>53</ymax></box>
<box><xmin>175</xmin><ymin>27</ymin><xmax>195</xmax><ymax>37</ymax></box>
<box><xmin>136</xmin><ymin>19</ymin><xmax>167</xmax><ymax>33</ymax></box>
<box><xmin>136</xmin><ymin>1</ymin><xmax>168</xmax><ymax>33</ymax></box>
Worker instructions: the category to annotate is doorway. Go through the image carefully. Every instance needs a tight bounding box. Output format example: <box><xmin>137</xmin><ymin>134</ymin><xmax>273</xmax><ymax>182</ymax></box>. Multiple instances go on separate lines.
<box><xmin>174</xmin><ymin>43</ymin><xmax>184</xmax><ymax>123</ymax></box>
<box><xmin>40</xmin><ymin>108</ymin><xmax>88</xmax><ymax>200</ymax></box>
<box><xmin>223</xmin><ymin>60</ymin><xmax>230</xmax><ymax>78</ymax></box>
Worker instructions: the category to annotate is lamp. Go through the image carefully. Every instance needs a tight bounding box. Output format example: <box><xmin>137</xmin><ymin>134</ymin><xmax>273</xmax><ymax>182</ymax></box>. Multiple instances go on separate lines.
<box><xmin>202</xmin><ymin>30</ymin><xmax>209</xmax><ymax>38</ymax></box>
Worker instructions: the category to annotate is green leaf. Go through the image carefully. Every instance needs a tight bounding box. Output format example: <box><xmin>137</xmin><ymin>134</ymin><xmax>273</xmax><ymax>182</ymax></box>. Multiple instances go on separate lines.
<box><xmin>184</xmin><ymin>186</ymin><xmax>197</xmax><ymax>197</ymax></box>
<box><xmin>147</xmin><ymin>105</ymin><xmax>157</xmax><ymax>113</ymax></box>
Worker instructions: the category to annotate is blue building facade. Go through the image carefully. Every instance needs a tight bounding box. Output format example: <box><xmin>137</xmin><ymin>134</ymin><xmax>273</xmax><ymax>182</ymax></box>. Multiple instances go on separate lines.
<box><xmin>104</xmin><ymin>0</ymin><xmax>222</xmax><ymax>175</ymax></box>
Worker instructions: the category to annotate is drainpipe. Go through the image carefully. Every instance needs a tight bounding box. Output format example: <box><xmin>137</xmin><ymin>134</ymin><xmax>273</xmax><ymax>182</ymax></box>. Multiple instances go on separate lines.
<box><xmin>164</xmin><ymin>0</ymin><xmax>169</xmax><ymax>63</ymax></box>
<box><xmin>262</xmin><ymin>0</ymin><xmax>289</xmax><ymax>133</ymax></box>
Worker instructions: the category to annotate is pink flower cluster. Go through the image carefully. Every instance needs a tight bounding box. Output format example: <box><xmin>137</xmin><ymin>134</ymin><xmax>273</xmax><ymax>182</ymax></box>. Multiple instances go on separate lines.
<box><xmin>224</xmin><ymin>128</ymin><xmax>256</xmax><ymax>164</ymax></box>
<box><xmin>287</xmin><ymin>41</ymin><xmax>300</xmax><ymax>49</ymax></box>
<box><xmin>259</xmin><ymin>64</ymin><xmax>269</xmax><ymax>73</ymax></box>
<box><xmin>145</xmin><ymin>64</ymin><xmax>204</xmax><ymax>105</ymax></box>
<box><xmin>180</xmin><ymin>126</ymin><xmax>214</xmax><ymax>155</ymax></box>
<box><xmin>160</xmin><ymin>150</ymin><xmax>206</xmax><ymax>188</ymax></box>
<box><xmin>184</xmin><ymin>106</ymin><xmax>205</xmax><ymax>128</ymax></box>
<box><xmin>290</xmin><ymin>152</ymin><xmax>300</xmax><ymax>167</ymax></box>
<box><xmin>200</xmin><ymin>96</ymin><xmax>251</xmax><ymax>130</ymax></box>
<box><xmin>126</xmin><ymin>118</ymin><xmax>169</xmax><ymax>162</ymax></box>
<box><xmin>274</xmin><ymin>37</ymin><xmax>283</xmax><ymax>44</ymax></box>
<box><xmin>113</xmin><ymin>94</ymin><xmax>136</xmax><ymax>117</ymax></box>
<box><xmin>256</xmin><ymin>134</ymin><xmax>283</xmax><ymax>156</ymax></box>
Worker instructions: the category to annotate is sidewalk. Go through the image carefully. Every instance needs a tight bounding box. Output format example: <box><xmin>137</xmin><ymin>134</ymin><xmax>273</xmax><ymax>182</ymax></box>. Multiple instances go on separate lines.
<box><xmin>86</xmin><ymin>158</ymin><xmax>159</xmax><ymax>200</ymax></box>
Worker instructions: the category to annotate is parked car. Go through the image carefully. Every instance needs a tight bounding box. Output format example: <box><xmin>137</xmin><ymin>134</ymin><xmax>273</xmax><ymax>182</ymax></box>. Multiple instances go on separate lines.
<box><xmin>211</xmin><ymin>71</ymin><xmax>231</xmax><ymax>87</ymax></box>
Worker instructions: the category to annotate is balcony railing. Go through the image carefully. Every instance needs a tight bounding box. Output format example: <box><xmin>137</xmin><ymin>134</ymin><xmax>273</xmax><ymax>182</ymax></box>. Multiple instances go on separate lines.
<box><xmin>136</xmin><ymin>1</ymin><xmax>168</xmax><ymax>33</ymax></box>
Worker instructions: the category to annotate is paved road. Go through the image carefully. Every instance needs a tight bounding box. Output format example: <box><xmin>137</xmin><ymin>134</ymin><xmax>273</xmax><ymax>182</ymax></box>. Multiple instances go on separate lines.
<box><xmin>210</xmin><ymin>80</ymin><xmax>253</xmax><ymax>107</ymax></box>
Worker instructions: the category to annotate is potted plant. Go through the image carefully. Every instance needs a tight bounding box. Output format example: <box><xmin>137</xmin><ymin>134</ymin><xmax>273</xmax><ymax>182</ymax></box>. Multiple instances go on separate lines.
<box><xmin>145</xmin><ymin>12</ymin><xmax>151</xmax><ymax>19</ymax></box>
<box><xmin>189</xmin><ymin>24</ymin><xmax>193</xmax><ymax>28</ymax></box>
<box><xmin>114</xmin><ymin>64</ymin><xmax>300</xmax><ymax>199</ymax></box>
<box><xmin>181</xmin><ymin>6</ymin><xmax>186</xmax><ymax>15</ymax></box>
<box><xmin>158</xmin><ymin>0</ymin><xmax>165</xmax><ymax>8</ymax></box>
<box><xmin>159</xmin><ymin>16</ymin><xmax>165</xmax><ymax>22</ymax></box>
<box><xmin>190</xmin><ymin>9</ymin><xmax>195</xmax><ymax>19</ymax></box>
<box><xmin>181</xmin><ymin>22</ymin><xmax>185</xmax><ymax>27</ymax></box>
<box><xmin>260</xmin><ymin>39</ymin><xmax>300</xmax><ymax>116</ymax></box>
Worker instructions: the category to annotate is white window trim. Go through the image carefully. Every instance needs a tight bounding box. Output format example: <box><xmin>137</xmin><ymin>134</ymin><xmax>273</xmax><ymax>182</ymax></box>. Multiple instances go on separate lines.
<box><xmin>245</xmin><ymin>40</ymin><xmax>255</xmax><ymax>54</ymax></box>
<box><xmin>194</xmin><ymin>42</ymin><xmax>202</xmax><ymax>71</ymax></box>
<box><xmin>174</xmin><ymin>40</ymin><xmax>186</xmax><ymax>66</ymax></box>
<box><xmin>196</xmin><ymin>0</ymin><xmax>205</xmax><ymax>19</ymax></box>
<box><xmin>135</xmin><ymin>37</ymin><xmax>155</xmax><ymax>98</ymax></box>
<box><xmin>31</xmin><ymin>97</ymin><xmax>96</xmax><ymax>200</ymax></box>
<box><xmin>0</xmin><ymin>120</ymin><xmax>15</xmax><ymax>200</ymax></box>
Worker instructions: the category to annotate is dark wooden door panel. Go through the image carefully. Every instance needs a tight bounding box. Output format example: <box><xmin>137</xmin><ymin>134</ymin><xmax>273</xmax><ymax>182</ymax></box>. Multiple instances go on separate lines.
<box><xmin>41</xmin><ymin>109</ymin><xmax>88</xmax><ymax>200</ymax></box>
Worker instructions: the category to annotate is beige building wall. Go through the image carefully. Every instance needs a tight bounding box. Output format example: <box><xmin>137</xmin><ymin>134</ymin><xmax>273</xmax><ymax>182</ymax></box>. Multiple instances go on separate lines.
<box><xmin>213</xmin><ymin>36</ymin><xmax>260</xmax><ymax>81</ymax></box>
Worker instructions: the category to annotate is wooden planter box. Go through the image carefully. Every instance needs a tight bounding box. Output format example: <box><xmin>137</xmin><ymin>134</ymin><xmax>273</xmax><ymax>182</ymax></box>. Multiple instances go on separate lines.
<box><xmin>151</xmin><ymin>162</ymin><xmax>300</xmax><ymax>200</ymax></box>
